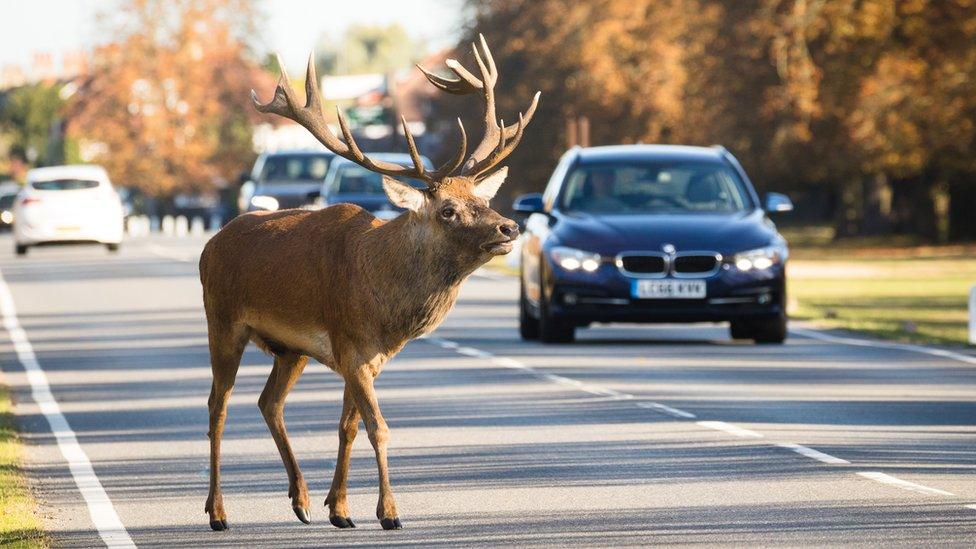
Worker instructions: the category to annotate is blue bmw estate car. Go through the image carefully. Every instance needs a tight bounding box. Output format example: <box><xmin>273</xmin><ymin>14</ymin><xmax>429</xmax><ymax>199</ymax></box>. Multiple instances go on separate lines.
<box><xmin>514</xmin><ymin>145</ymin><xmax>793</xmax><ymax>344</ymax></box>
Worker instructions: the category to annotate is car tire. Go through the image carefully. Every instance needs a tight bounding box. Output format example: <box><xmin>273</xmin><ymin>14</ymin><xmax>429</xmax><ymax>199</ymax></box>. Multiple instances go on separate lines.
<box><xmin>15</xmin><ymin>244</ymin><xmax>28</xmax><ymax>256</ymax></box>
<box><xmin>106</xmin><ymin>243</ymin><xmax>120</xmax><ymax>252</ymax></box>
<box><xmin>752</xmin><ymin>313</ymin><xmax>787</xmax><ymax>344</ymax></box>
<box><xmin>538</xmin><ymin>286</ymin><xmax>575</xmax><ymax>344</ymax></box>
<box><xmin>730</xmin><ymin>314</ymin><xmax>787</xmax><ymax>344</ymax></box>
<box><xmin>518</xmin><ymin>282</ymin><xmax>540</xmax><ymax>340</ymax></box>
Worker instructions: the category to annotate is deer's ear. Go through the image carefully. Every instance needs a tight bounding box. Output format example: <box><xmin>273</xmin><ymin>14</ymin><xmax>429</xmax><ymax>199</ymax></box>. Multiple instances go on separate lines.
<box><xmin>382</xmin><ymin>176</ymin><xmax>426</xmax><ymax>211</ymax></box>
<box><xmin>473</xmin><ymin>166</ymin><xmax>508</xmax><ymax>201</ymax></box>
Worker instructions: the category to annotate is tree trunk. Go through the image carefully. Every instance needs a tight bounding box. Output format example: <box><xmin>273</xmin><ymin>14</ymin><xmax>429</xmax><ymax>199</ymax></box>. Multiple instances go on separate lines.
<box><xmin>948</xmin><ymin>177</ymin><xmax>976</xmax><ymax>241</ymax></box>
<box><xmin>890</xmin><ymin>175</ymin><xmax>938</xmax><ymax>241</ymax></box>
<box><xmin>859</xmin><ymin>173</ymin><xmax>892</xmax><ymax>236</ymax></box>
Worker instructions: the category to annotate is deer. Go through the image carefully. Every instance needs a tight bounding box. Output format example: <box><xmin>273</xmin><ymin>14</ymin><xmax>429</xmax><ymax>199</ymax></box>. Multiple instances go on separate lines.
<box><xmin>199</xmin><ymin>35</ymin><xmax>540</xmax><ymax>532</ymax></box>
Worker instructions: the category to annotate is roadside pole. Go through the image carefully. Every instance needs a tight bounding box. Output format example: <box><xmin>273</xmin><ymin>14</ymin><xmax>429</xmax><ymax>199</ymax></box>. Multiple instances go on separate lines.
<box><xmin>970</xmin><ymin>285</ymin><xmax>976</xmax><ymax>345</ymax></box>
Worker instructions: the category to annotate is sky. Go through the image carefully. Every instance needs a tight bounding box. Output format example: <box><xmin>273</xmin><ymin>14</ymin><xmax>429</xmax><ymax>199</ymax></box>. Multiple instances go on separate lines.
<box><xmin>0</xmin><ymin>0</ymin><xmax>466</xmax><ymax>73</ymax></box>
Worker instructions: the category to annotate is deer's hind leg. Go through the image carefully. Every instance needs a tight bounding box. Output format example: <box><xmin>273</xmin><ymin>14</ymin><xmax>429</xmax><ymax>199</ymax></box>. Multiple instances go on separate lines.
<box><xmin>325</xmin><ymin>385</ymin><xmax>360</xmax><ymax>528</ymax></box>
<box><xmin>258</xmin><ymin>350</ymin><xmax>311</xmax><ymax>524</ymax></box>
<box><xmin>205</xmin><ymin>321</ymin><xmax>248</xmax><ymax>532</ymax></box>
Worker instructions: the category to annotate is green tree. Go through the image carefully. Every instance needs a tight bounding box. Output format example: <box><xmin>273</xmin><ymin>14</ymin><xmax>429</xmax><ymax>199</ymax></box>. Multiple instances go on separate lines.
<box><xmin>0</xmin><ymin>83</ymin><xmax>67</xmax><ymax>166</ymax></box>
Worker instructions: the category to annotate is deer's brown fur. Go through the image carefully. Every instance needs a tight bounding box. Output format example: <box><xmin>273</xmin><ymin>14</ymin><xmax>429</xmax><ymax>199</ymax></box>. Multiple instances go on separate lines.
<box><xmin>202</xmin><ymin>35</ymin><xmax>537</xmax><ymax>532</ymax></box>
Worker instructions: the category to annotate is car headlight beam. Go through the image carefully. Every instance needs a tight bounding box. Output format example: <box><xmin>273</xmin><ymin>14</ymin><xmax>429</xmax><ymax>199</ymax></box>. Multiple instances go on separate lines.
<box><xmin>551</xmin><ymin>246</ymin><xmax>602</xmax><ymax>272</ymax></box>
<box><xmin>733</xmin><ymin>245</ymin><xmax>786</xmax><ymax>272</ymax></box>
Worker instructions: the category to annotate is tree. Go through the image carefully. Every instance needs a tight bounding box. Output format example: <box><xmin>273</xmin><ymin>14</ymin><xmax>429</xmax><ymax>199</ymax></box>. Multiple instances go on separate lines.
<box><xmin>68</xmin><ymin>0</ymin><xmax>264</xmax><ymax>196</ymax></box>
<box><xmin>315</xmin><ymin>24</ymin><xmax>423</xmax><ymax>76</ymax></box>
<box><xmin>0</xmin><ymin>83</ymin><xmax>68</xmax><ymax>167</ymax></box>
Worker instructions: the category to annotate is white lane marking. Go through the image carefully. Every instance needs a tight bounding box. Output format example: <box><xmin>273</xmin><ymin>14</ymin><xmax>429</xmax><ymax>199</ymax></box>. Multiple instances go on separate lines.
<box><xmin>776</xmin><ymin>442</ymin><xmax>850</xmax><ymax>465</ymax></box>
<box><xmin>856</xmin><ymin>472</ymin><xmax>955</xmax><ymax>496</ymax></box>
<box><xmin>792</xmin><ymin>326</ymin><xmax>976</xmax><ymax>366</ymax></box>
<box><xmin>428</xmin><ymin>337</ymin><xmax>632</xmax><ymax>401</ymax></box>
<box><xmin>147</xmin><ymin>243</ymin><xmax>195</xmax><ymax>263</ymax></box>
<box><xmin>636</xmin><ymin>401</ymin><xmax>697</xmax><ymax>419</ymax></box>
<box><xmin>966</xmin><ymin>504</ymin><xmax>976</xmax><ymax>511</ymax></box>
<box><xmin>696</xmin><ymin>421</ymin><xmax>764</xmax><ymax>438</ymax></box>
<box><xmin>0</xmin><ymin>269</ymin><xmax>136</xmax><ymax>548</ymax></box>
<box><xmin>472</xmin><ymin>267</ymin><xmax>509</xmax><ymax>281</ymax></box>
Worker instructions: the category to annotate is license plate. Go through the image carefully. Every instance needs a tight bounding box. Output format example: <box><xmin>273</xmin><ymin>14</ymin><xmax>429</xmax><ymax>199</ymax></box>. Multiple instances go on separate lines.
<box><xmin>57</xmin><ymin>226</ymin><xmax>81</xmax><ymax>233</ymax></box>
<box><xmin>632</xmin><ymin>279</ymin><xmax>706</xmax><ymax>299</ymax></box>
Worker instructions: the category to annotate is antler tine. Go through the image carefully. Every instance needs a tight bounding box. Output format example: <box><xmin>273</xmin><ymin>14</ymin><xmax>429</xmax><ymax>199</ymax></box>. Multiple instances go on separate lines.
<box><xmin>503</xmin><ymin>91</ymin><xmax>539</xmax><ymax>139</ymax></box>
<box><xmin>430</xmin><ymin>118</ymin><xmax>468</xmax><ymax>181</ymax></box>
<box><xmin>416</xmin><ymin>64</ymin><xmax>479</xmax><ymax>95</ymax></box>
<box><xmin>253</xmin><ymin>52</ymin><xmax>440</xmax><ymax>185</ymax></box>
<box><xmin>400</xmin><ymin>116</ymin><xmax>429</xmax><ymax>179</ymax></box>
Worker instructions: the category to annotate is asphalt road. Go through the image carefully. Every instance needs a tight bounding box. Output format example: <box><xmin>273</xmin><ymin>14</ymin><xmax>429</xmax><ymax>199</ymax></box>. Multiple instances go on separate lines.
<box><xmin>1</xmin><ymin>233</ymin><xmax>974</xmax><ymax>547</ymax></box>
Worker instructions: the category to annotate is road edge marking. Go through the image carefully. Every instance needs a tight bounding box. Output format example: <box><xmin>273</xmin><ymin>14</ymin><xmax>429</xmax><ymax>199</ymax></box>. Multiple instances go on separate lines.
<box><xmin>856</xmin><ymin>471</ymin><xmax>955</xmax><ymax>496</ymax></box>
<box><xmin>791</xmin><ymin>326</ymin><xmax>976</xmax><ymax>366</ymax></box>
<box><xmin>0</xmin><ymin>268</ymin><xmax>136</xmax><ymax>548</ymax></box>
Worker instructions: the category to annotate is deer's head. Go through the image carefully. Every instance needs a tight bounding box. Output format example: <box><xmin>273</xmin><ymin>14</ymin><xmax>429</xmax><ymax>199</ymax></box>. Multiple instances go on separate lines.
<box><xmin>252</xmin><ymin>35</ymin><xmax>539</xmax><ymax>258</ymax></box>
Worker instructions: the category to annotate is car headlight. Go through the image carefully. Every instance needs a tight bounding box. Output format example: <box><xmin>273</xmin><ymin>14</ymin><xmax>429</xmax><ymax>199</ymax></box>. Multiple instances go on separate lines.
<box><xmin>550</xmin><ymin>246</ymin><xmax>602</xmax><ymax>272</ymax></box>
<box><xmin>250</xmin><ymin>195</ymin><xmax>279</xmax><ymax>211</ymax></box>
<box><xmin>733</xmin><ymin>245</ymin><xmax>787</xmax><ymax>271</ymax></box>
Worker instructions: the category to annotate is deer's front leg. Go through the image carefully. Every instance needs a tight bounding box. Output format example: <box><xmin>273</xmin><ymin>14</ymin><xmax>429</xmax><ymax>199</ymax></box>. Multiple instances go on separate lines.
<box><xmin>346</xmin><ymin>365</ymin><xmax>401</xmax><ymax>530</ymax></box>
<box><xmin>325</xmin><ymin>385</ymin><xmax>360</xmax><ymax>528</ymax></box>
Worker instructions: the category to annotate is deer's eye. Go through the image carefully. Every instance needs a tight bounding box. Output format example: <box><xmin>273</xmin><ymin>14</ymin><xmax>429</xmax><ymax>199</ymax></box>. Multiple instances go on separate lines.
<box><xmin>440</xmin><ymin>206</ymin><xmax>456</xmax><ymax>220</ymax></box>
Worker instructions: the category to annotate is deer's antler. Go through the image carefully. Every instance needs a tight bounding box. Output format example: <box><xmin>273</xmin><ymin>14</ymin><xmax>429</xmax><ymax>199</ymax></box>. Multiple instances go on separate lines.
<box><xmin>418</xmin><ymin>34</ymin><xmax>540</xmax><ymax>178</ymax></box>
<box><xmin>252</xmin><ymin>54</ymin><xmax>467</xmax><ymax>189</ymax></box>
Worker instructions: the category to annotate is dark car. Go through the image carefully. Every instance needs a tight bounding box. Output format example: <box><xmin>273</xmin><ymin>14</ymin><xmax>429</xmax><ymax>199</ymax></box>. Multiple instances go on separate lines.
<box><xmin>240</xmin><ymin>150</ymin><xmax>336</xmax><ymax>212</ymax></box>
<box><xmin>515</xmin><ymin>144</ymin><xmax>793</xmax><ymax>344</ymax></box>
<box><xmin>318</xmin><ymin>154</ymin><xmax>432</xmax><ymax>220</ymax></box>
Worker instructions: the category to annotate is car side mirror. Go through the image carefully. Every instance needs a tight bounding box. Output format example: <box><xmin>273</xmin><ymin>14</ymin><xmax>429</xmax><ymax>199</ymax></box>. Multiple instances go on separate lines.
<box><xmin>764</xmin><ymin>192</ymin><xmax>793</xmax><ymax>213</ymax></box>
<box><xmin>513</xmin><ymin>193</ymin><xmax>545</xmax><ymax>214</ymax></box>
<box><xmin>306</xmin><ymin>190</ymin><xmax>321</xmax><ymax>201</ymax></box>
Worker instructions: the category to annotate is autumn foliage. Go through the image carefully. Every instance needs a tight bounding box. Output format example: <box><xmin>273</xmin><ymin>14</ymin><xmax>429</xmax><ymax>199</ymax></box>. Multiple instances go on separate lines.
<box><xmin>448</xmin><ymin>0</ymin><xmax>976</xmax><ymax>240</ymax></box>
<box><xmin>68</xmin><ymin>0</ymin><xmax>266</xmax><ymax>197</ymax></box>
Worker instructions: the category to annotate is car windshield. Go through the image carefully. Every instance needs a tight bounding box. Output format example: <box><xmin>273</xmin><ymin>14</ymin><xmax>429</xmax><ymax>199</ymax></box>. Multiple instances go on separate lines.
<box><xmin>333</xmin><ymin>165</ymin><xmax>425</xmax><ymax>195</ymax></box>
<box><xmin>0</xmin><ymin>194</ymin><xmax>15</xmax><ymax>208</ymax></box>
<box><xmin>560</xmin><ymin>161</ymin><xmax>753</xmax><ymax>214</ymax></box>
<box><xmin>259</xmin><ymin>155</ymin><xmax>330</xmax><ymax>183</ymax></box>
<box><xmin>31</xmin><ymin>179</ymin><xmax>100</xmax><ymax>191</ymax></box>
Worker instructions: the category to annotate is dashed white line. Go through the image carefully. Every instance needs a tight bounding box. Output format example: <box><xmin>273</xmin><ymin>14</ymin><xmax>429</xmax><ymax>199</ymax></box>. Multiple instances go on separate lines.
<box><xmin>856</xmin><ymin>472</ymin><xmax>955</xmax><ymax>496</ymax></box>
<box><xmin>0</xmin><ymin>268</ymin><xmax>135</xmax><ymax>548</ymax></box>
<box><xmin>424</xmin><ymin>331</ymin><xmax>973</xmax><ymax>511</ymax></box>
<box><xmin>776</xmin><ymin>442</ymin><xmax>850</xmax><ymax>465</ymax></box>
<box><xmin>636</xmin><ymin>402</ymin><xmax>697</xmax><ymax>419</ymax></box>
<box><xmin>147</xmin><ymin>243</ymin><xmax>196</xmax><ymax>263</ymax></box>
<box><xmin>696</xmin><ymin>421</ymin><xmax>764</xmax><ymax>438</ymax></box>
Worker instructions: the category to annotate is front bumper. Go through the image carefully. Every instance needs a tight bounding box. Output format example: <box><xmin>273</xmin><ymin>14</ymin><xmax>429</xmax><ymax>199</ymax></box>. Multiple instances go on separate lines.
<box><xmin>547</xmin><ymin>262</ymin><xmax>785</xmax><ymax>324</ymax></box>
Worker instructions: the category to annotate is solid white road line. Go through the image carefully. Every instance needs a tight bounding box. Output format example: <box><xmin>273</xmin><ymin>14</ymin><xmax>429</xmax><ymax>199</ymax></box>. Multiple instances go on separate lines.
<box><xmin>696</xmin><ymin>421</ymin><xmax>764</xmax><ymax>438</ymax></box>
<box><xmin>776</xmin><ymin>442</ymin><xmax>850</xmax><ymax>465</ymax></box>
<box><xmin>636</xmin><ymin>401</ymin><xmax>697</xmax><ymax>419</ymax></box>
<box><xmin>856</xmin><ymin>472</ymin><xmax>955</xmax><ymax>496</ymax></box>
<box><xmin>0</xmin><ymin>270</ymin><xmax>135</xmax><ymax>548</ymax></box>
<box><xmin>965</xmin><ymin>504</ymin><xmax>976</xmax><ymax>511</ymax></box>
<box><xmin>792</xmin><ymin>326</ymin><xmax>976</xmax><ymax>366</ymax></box>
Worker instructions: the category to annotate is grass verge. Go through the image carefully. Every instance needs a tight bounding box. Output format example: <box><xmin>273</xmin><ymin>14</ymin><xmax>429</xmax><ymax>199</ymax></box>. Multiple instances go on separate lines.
<box><xmin>0</xmin><ymin>383</ymin><xmax>46</xmax><ymax>547</ymax></box>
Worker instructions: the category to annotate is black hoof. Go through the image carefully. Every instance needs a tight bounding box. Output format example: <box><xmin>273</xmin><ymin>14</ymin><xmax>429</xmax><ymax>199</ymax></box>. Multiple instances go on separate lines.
<box><xmin>381</xmin><ymin>517</ymin><xmax>402</xmax><ymax>530</ymax></box>
<box><xmin>330</xmin><ymin>515</ymin><xmax>356</xmax><ymax>529</ymax></box>
<box><xmin>294</xmin><ymin>507</ymin><xmax>311</xmax><ymax>524</ymax></box>
<box><xmin>210</xmin><ymin>519</ymin><xmax>229</xmax><ymax>531</ymax></box>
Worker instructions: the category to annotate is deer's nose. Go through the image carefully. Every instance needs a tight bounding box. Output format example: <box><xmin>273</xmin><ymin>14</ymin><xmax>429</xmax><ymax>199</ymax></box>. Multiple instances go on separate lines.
<box><xmin>498</xmin><ymin>221</ymin><xmax>519</xmax><ymax>239</ymax></box>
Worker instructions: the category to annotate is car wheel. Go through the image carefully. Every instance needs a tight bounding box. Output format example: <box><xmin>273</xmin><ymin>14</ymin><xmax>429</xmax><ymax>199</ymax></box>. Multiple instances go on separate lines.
<box><xmin>730</xmin><ymin>314</ymin><xmax>787</xmax><ymax>344</ymax></box>
<box><xmin>15</xmin><ymin>244</ymin><xmax>28</xmax><ymax>256</ymax></box>
<box><xmin>106</xmin><ymin>243</ymin><xmax>120</xmax><ymax>252</ymax></box>
<box><xmin>752</xmin><ymin>313</ymin><xmax>787</xmax><ymax>344</ymax></box>
<box><xmin>538</xmin><ymin>285</ymin><xmax>575</xmax><ymax>344</ymax></box>
<box><xmin>518</xmin><ymin>282</ymin><xmax>539</xmax><ymax>340</ymax></box>
<box><xmin>729</xmin><ymin>319</ymin><xmax>752</xmax><ymax>340</ymax></box>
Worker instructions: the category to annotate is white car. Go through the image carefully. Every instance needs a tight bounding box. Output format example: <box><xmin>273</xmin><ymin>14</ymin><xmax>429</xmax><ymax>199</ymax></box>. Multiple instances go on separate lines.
<box><xmin>14</xmin><ymin>165</ymin><xmax>124</xmax><ymax>256</ymax></box>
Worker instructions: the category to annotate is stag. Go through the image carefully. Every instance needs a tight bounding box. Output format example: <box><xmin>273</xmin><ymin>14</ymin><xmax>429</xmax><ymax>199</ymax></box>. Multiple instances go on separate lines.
<box><xmin>200</xmin><ymin>35</ymin><xmax>539</xmax><ymax>531</ymax></box>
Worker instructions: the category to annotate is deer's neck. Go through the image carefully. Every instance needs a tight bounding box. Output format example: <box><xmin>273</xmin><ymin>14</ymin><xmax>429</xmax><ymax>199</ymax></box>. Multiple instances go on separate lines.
<box><xmin>356</xmin><ymin>213</ymin><xmax>480</xmax><ymax>336</ymax></box>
